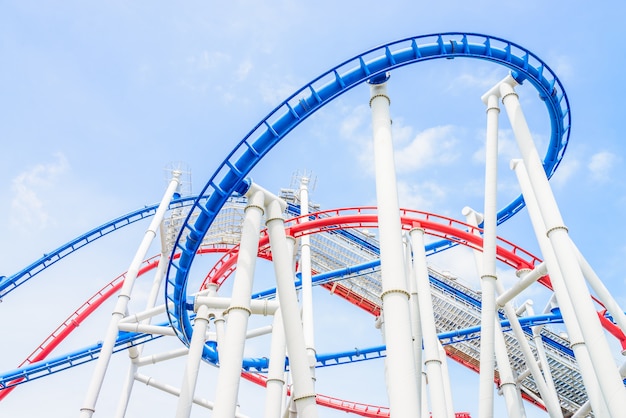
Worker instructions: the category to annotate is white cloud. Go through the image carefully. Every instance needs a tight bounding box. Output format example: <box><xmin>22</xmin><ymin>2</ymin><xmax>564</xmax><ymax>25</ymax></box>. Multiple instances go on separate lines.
<box><xmin>236</xmin><ymin>59</ymin><xmax>253</xmax><ymax>81</ymax></box>
<box><xmin>397</xmin><ymin>179</ymin><xmax>446</xmax><ymax>212</ymax></box>
<box><xmin>472</xmin><ymin>129</ymin><xmax>519</xmax><ymax>164</ymax></box>
<box><xmin>258</xmin><ymin>76</ymin><xmax>300</xmax><ymax>105</ymax></box>
<box><xmin>394</xmin><ymin>125</ymin><xmax>460</xmax><ymax>173</ymax></box>
<box><xmin>551</xmin><ymin>155</ymin><xmax>579</xmax><ymax>187</ymax></box>
<box><xmin>339</xmin><ymin>104</ymin><xmax>369</xmax><ymax>142</ymax></box>
<box><xmin>546</xmin><ymin>53</ymin><xmax>574</xmax><ymax>82</ymax></box>
<box><xmin>180</xmin><ymin>50</ymin><xmax>232</xmax><ymax>93</ymax></box>
<box><xmin>447</xmin><ymin>67</ymin><xmax>506</xmax><ymax>94</ymax></box>
<box><xmin>588</xmin><ymin>151</ymin><xmax>619</xmax><ymax>182</ymax></box>
<box><xmin>10</xmin><ymin>153</ymin><xmax>69</xmax><ymax>230</ymax></box>
<box><xmin>190</xmin><ymin>50</ymin><xmax>231</xmax><ymax>72</ymax></box>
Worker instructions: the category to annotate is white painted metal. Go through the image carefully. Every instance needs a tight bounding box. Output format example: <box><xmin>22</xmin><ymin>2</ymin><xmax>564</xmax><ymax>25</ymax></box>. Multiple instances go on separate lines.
<box><xmin>405</xmin><ymin>234</ymin><xmax>423</xmax><ymax>412</ymax></box>
<box><xmin>437</xmin><ymin>341</ymin><xmax>455</xmax><ymax>418</ymax></box>
<box><xmin>501</xmin><ymin>81</ymin><xmax>626</xmax><ymax>415</ymax></box>
<box><xmin>212</xmin><ymin>188</ymin><xmax>266</xmax><ymax>418</ymax></box>
<box><xmin>175</xmin><ymin>303</ymin><xmax>211</xmax><ymax>418</ymax></box>
<box><xmin>478</xmin><ymin>93</ymin><xmax>500</xmax><ymax>418</ymax></box>
<box><xmin>572</xmin><ymin>360</ymin><xmax>626</xmax><ymax>418</ymax></box>
<box><xmin>525</xmin><ymin>302</ymin><xmax>558</xmax><ymax>402</ymax></box>
<box><xmin>463</xmin><ymin>207</ymin><xmax>561</xmax><ymax>417</ymax></box>
<box><xmin>495</xmin><ymin>263</ymin><xmax>546</xmax><ymax>307</ymax></box>
<box><xmin>492</xmin><ymin>317</ymin><xmax>523</xmax><ymax>418</ymax></box>
<box><xmin>369</xmin><ymin>78</ymin><xmax>421</xmax><ymax>416</ymax></box>
<box><xmin>265</xmin><ymin>198</ymin><xmax>318</xmax><ymax>417</ymax></box>
<box><xmin>573</xmin><ymin>243</ymin><xmax>626</xmax><ymax>336</ymax></box>
<box><xmin>115</xmin><ymin>250</ymin><xmax>170</xmax><ymax>418</ymax></box>
<box><xmin>298</xmin><ymin>176</ymin><xmax>317</xmax><ymax>382</ymax></box>
<box><xmin>79</xmin><ymin>170</ymin><xmax>181</xmax><ymax>418</ymax></box>
<box><xmin>410</xmin><ymin>226</ymin><xmax>452</xmax><ymax>418</ymax></box>
<box><xmin>134</xmin><ymin>347</ymin><xmax>189</xmax><ymax>367</ymax></box>
<box><xmin>193</xmin><ymin>296</ymin><xmax>279</xmax><ymax>316</ymax></box>
<box><xmin>511</xmin><ymin>159</ymin><xmax>610</xmax><ymax>416</ymax></box>
<box><xmin>265</xmin><ymin>307</ymin><xmax>287</xmax><ymax>418</ymax></box>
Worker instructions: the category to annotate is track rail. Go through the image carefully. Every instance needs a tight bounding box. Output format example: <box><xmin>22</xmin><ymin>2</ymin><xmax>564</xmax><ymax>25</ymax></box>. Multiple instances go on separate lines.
<box><xmin>0</xmin><ymin>196</ymin><xmax>199</xmax><ymax>298</ymax></box>
<box><xmin>165</xmin><ymin>32</ymin><xmax>571</xmax><ymax>349</ymax></box>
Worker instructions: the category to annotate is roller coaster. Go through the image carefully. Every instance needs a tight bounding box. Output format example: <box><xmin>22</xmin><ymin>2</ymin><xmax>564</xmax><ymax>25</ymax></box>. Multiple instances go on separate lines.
<box><xmin>1</xmin><ymin>32</ymin><xmax>625</xmax><ymax>417</ymax></box>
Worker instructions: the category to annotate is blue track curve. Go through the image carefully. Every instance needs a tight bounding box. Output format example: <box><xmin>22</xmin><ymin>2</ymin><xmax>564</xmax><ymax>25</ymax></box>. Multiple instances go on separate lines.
<box><xmin>0</xmin><ymin>196</ymin><xmax>199</xmax><ymax>299</ymax></box>
<box><xmin>165</xmin><ymin>32</ymin><xmax>571</xmax><ymax>350</ymax></box>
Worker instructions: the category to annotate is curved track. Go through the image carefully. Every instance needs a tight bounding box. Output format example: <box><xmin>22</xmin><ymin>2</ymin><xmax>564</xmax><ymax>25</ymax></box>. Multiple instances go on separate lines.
<box><xmin>164</xmin><ymin>32</ymin><xmax>571</xmax><ymax>348</ymax></box>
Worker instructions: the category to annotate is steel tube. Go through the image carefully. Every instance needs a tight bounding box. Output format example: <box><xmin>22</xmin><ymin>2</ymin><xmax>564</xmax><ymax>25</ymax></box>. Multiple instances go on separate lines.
<box><xmin>266</xmin><ymin>199</ymin><xmax>318</xmax><ymax>417</ymax></box>
<box><xmin>299</xmin><ymin>177</ymin><xmax>317</xmax><ymax>381</ymax></box>
<box><xmin>369</xmin><ymin>79</ymin><xmax>420</xmax><ymax>416</ymax></box>
<box><xmin>478</xmin><ymin>93</ymin><xmax>500</xmax><ymax>418</ymax></box>
<box><xmin>512</xmin><ymin>159</ymin><xmax>610</xmax><ymax>416</ymax></box>
<box><xmin>79</xmin><ymin>171</ymin><xmax>181</xmax><ymax>418</ymax></box>
<box><xmin>410</xmin><ymin>227</ymin><xmax>451</xmax><ymax>418</ymax></box>
<box><xmin>213</xmin><ymin>190</ymin><xmax>266</xmax><ymax>418</ymax></box>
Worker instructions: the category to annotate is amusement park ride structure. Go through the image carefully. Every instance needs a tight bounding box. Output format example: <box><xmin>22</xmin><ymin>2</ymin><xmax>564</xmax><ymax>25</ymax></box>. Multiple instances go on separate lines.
<box><xmin>1</xmin><ymin>32</ymin><xmax>626</xmax><ymax>417</ymax></box>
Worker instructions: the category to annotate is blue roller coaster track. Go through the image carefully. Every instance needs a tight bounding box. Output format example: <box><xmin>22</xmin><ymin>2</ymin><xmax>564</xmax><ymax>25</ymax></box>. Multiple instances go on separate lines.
<box><xmin>164</xmin><ymin>32</ymin><xmax>571</xmax><ymax>353</ymax></box>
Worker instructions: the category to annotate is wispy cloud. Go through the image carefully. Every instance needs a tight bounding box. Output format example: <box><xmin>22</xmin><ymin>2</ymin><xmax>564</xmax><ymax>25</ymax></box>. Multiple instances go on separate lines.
<box><xmin>236</xmin><ymin>59</ymin><xmax>253</xmax><ymax>81</ymax></box>
<box><xmin>394</xmin><ymin>125</ymin><xmax>460</xmax><ymax>173</ymax></box>
<box><xmin>546</xmin><ymin>156</ymin><xmax>580</xmax><ymax>188</ymax></box>
<box><xmin>447</xmin><ymin>67</ymin><xmax>506</xmax><ymax>93</ymax></box>
<box><xmin>588</xmin><ymin>150</ymin><xmax>619</xmax><ymax>182</ymax></box>
<box><xmin>472</xmin><ymin>129</ymin><xmax>520</xmax><ymax>164</ymax></box>
<box><xmin>10</xmin><ymin>153</ymin><xmax>69</xmax><ymax>230</ymax></box>
<box><xmin>397</xmin><ymin>179</ymin><xmax>446</xmax><ymax>212</ymax></box>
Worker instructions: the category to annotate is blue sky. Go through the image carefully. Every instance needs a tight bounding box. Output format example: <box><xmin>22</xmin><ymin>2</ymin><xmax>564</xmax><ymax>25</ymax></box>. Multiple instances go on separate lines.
<box><xmin>2</xmin><ymin>1</ymin><xmax>626</xmax><ymax>417</ymax></box>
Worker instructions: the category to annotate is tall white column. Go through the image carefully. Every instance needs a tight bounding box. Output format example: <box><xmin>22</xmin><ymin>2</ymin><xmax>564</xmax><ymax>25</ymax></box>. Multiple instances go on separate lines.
<box><xmin>264</xmin><ymin>307</ymin><xmax>287</xmax><ymax>418</ymax></box>
<box><xmin>405</xmin><ymin>235</ymin><xmax>423</xmax><ymax>412</ymax></box>
<box><xmin>492</xmin><ymin>318</ymin><xmax>523</xmax><ymax>418</ymax></box>
<box><xmin>212</xmin><ymin>189</ymin><xmax>266</xmax><ymax>418</ymax></box>
<box><xmin>176</xmin><ymin>303</ymin><xmax>211</xmax><ymax>418</ymax></box>
<box><xmin>115</xmin><ymin>250</ymin><xmax>169</xmax><ymax>417</ymax></box>
<box><xmin>369</xmin><ymin>77</ymin><xmax>421</xmax><ymax>417</ymax></box>
<box><xmin>511</xmin><ymin>159</ymin><xmax>609</xmax><ymax>416</ymax></box>
<box><xmin>299</xmin><ymin>176</ymin><xmax>317</xmax><ymax>382</ymax></box>
<box><xmin>501</xmin><ymin>78</ymin><xmax>626</xmax><ymax>415</ymax></box>
<box><xmin>477</xmin><ymin>93</ymin><xmax>500</xmax><ymax>418</ymax></box>
<box><xmin>410</xmin><ymin>226</ymin><xmax>451</xmax><ymax>418</ymax></box>
<box><xmin>265</xmin><ymin>199</ymin><xmax>318</xmax><ymax>417</ymax></box>
<box><xmin>463</xmin><ymin>207</ymin><xmax>561</xmax><ymax>417</ymax></box>
<box><xmin>79</xmin><ymin>171</ymin><xmax>181</xmax><ymax>418</ymax></box>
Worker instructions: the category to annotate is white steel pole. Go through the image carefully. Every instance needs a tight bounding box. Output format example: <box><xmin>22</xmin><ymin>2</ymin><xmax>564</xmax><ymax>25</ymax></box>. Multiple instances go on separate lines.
<box><xmin>213</xmin><ymin>189</ymin><xmax>266</xmax><ymax>418</ymax></box>
<box><xmin>298</xmin><ymin>176</ymin><xmax>317</xmax><ymax>382</ymax></box>
<box><xmin>265</xmin><ymin>307</ymin><xmax>287</xmax><ymax>418</ymax></box>
<box><xmin>463</xmin><ymin>208</ymin><xmax>561</xmax><ymax>417</ymax></box>
<box><xmin>571</xmin><ymin>360</ymin><xmax>626</xmax><ymax>418</ymax></box>
<box><xmin>525</xmin><ymin>302</ymin><xmax>558</xmax><ymax>398</ymax></box>
<box><xmin>116</xmin><ymin>249</ymin><xmax>170</xmax><ymax>417</ymax></box>
<box><xmin>495</xmin><ymin>262</ymin><xmax>547</xmax><ymax>307</ymax></box>
<box><xmin>573</xmin><ymin>244</ymin><xmax>626</xmax><ymax>336</ymax></box>
<box><xmin>511</xmin><ymin>159</ymin><xmax>610</xmax><ymax>416</ymax></box>
<box><xmin>437</xmin><ymin>341</ymin><xmax>455</xmax><ymax>418</ymax></box>
<box><xmin>502</xmin><ymin>78</ymin><xmax>626</xmax><ymax>414</ymax></box>
<box><xmin>79</xmin><ymin>171</ymin><xmax>181</xmax><ymax>418</ymax></box>
<box><xmin>477</xmin><ymin>93</ymin><xmax>500</xmax><ymax>418</ymax></box>
<box><xmin>410</xmin><ymin>226</ymin><xmax>451</xmax><ymax>418</ymax></box>
<box><xmin>369</xmin><ymin>77</ymin><xmax>421</xmax><ymax>416</ymax></box>
<box><xmin>492</xmin><ymin>318</ymin><xmax>524</xmax><ymax>418</ymax></box>
<box><xmin>405</xmin><ymin>235</ymin><xmax>423</xmax><ymax>412</ymax></box>
<box><xmin>175</xmin><ymin>303</ymin><xmax>211</xmax><ymax>418</ymax></box>
<box><xmin>265</xmin><ymin>198</ymin><xmax>318</xmax><ymax>418</ymax></box>
<box><xmin>495</xmin><ymin>280</ymin><xmax>561</xmax><ymax>417</ymax></box>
